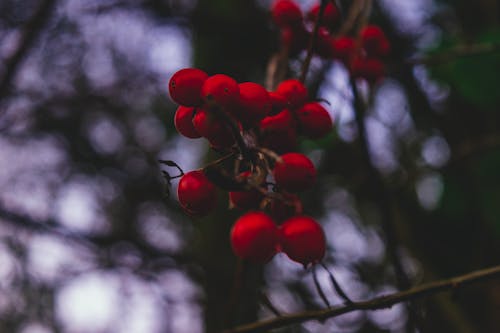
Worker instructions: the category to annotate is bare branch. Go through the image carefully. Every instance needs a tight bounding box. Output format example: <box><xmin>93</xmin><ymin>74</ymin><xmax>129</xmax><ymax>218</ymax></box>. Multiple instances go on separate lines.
<box><xmin>223</xmin><ymin>265</ymin><xmax>500</xmax><ymax>333</ymax></box>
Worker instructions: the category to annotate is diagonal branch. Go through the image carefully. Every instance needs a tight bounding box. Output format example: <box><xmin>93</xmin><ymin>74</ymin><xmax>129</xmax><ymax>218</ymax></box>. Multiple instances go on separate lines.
<box><xmin>0</xmin><ymin>0</ymin><xmax>57</xmax><ymax>103</ymax></box>
<box><xmin>222</xmin><ymin>265</ymin><xmax>500</xmax><ymax>333</ymax></box>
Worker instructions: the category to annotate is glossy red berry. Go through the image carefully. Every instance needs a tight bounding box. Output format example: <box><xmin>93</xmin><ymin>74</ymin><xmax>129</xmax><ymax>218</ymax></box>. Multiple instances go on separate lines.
<box><xmin>296</xmin><ymin>102</ymin><xmax>333</xmax><ymax>139</ymax></box>
<box><xmin>177</xmin><ymin>170</ymin><xmax>217</xmax><ymax>216</ymax></box>
<box><xmin>230</xmin><ymin>211</ymin><xmax>279</xmax><ymax>263</ymax></box>
<box><xmin>229</xmin><ymin>171</ymin><xmax>264</xmax><ymax>210</ymax></box>
<box><xmin>201</xmin><ymin>74</ymin><xmax>240</xmax><ymax>110</ymax></box>
<box><xmin>192</xmin><ymin>108</ymin><xmax>235</xmax><ymax>149</ymax></box>
<box><xmin>361</xmin><ymin>25</ymin><xmax>390</xmax><ymax>57</ymax></box>
<box><xmin>174</xmin><ymin>106</ymin><xmax>201</xmax><ymax>139</ymax></box>
<box><xmin>351</xmin><ymin>56</ymin><xmax>385</xmax><ymax>84</ymax></box>
<box><xmin>271</xmin><ymin>0</ymin><xmax>303</xmax><ymax>28</ymax></box>
<box><xmin>236</xmin><ymin>82</ymin><xmax>271</xmax><ymax>126</ymax></box>
<box><xmin>273</xmin><ymin>153</ymin><xmax>316</xmax><ymax>192</ymax></box>
<box><xmin>279</xmin><ymin>216</ymin><xmax>326</xmax><ymax>267</ymax></box>
<box><xmin>259</xmin><ymin>109</ymin><xmax>297</xmax><ymax>153</ymax></box>
<box><xmin>332</xmin><ymin>37</ymin><xmax>357</xmax><ymax>65</ymax></box>
<box><xmin>169</xmin><ymin>68</ymin><xmax>208</xmax><ymax>106</ymax></box>
<box><xmin>275</xmin><ymin>79</ymin><xmax>308</xmax><ymax>110</ymax></box>
<box><xmin>307</xmin><ymin>2</ymin><xmax>340</xmax><ymax>31</ymax></box>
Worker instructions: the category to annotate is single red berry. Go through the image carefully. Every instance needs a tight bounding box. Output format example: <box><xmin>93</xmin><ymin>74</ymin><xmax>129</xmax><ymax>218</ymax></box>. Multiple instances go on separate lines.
<box><xmin>174</xmin><ymin>106</ymin><xmax>201</xmax><ymax>139</ymax></box>
<box><xmin>177</xmin><ymin>170</ymin><xmax>217</xmax><ymax>216</ymax></box>
<box><xmin>281</xmin><ymin>24</ymin><xmax>310</xmax><ymax>55</ymax></box>
<box><xmin>332</xmin><ymin>36</ymin><xmax>357</xmax><ymax>65</ymax></box>
<box><xmin>307</xmin><ymin>2</ymin><xmax>340</xmax><ymax>31</ymax></box>
<box><xmin>314</xmin><ymin>27</ymin><xmax>334</xmax><ymax>58</ymax></box>
<box><xmin>169</xmin><ymin>68</ymin><xmax>208</xmax><ymax>106</ymax></box>
<box><xmin>295</xmin><ymin>102</ymin><xmax>333</xmax><ymax>139</ymax></box>
<box><xmin>350</xmin><ymin>56</ymin><xmax>385</xmax><ymax>84</ymax></box>
<box><xmin>279</xmin><ymin>216</ymin><xmax>326</xmax><ymax>267</ymax></box>
<box><xmin>275</xmin><ymin>79</ymin><xmax>308</xmax><ymax>110</ymax></box>
<box><xmin>361</xmin><ymin>25</ymin><xmax>390</xmax><ymax>57</ymax></box>
<box><xmin>201</xmin><ymin>74</ymin><xmax>240</xmax><ymax>110</ymax></box>
<box><xmin>271</xmin><ymin>0</ymin><xmax>303</xmax><ymax>28</ymax></box>
<box><xmin>269</xmin><ymin>193</ymin><xmax>303</xmax><ymax>223</ymax></box>
<box><xmin>236</xmin><ymin>82</ymin><xmax>271</xmax><ymax>127</ymax></box>
<box><xmin>230</xmin><ymin>211</ymin><xmax>279</xmax><ymax>263</ymax></box>
<box><xmin>192</xmin><ymin>108</ymin><xmax>235</xmax><ymax>149</ymax></box>
<box><xmin>229</xmin><ymin>171</ymin><xmax>264</xmax><ymax>210</ymax></box>
<box><xmin>259</xmin><ymin>109</ymin><xmax>297</xmax><ymax>153</ymax></box>
<box><xmin>273</xmin><ymin>153</ymin><xmax>316</xmax><ymax>192</ymax></box>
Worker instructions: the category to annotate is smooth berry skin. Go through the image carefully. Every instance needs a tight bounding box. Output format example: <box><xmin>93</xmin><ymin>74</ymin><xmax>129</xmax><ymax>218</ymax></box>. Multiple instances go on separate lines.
<box><xmin>192</xmin><ymin>108</ymin><xmax>235</xmax><ymax>149</ymax></box>
<box><xmin>271</xmin><ymin>0</ymin><xmax>303</xmax><ymax>28</ymax></box>
<box><xmin>229</xmin><ymin>172</ymin><xmax>264</xmax><ymax>210</ymax></box>
<box><xmin>361</xmin><ymin>25</ymin><xmax>390</xmax><ymax>57</ymax></box>
<box><xmin>296</xmin><ymin>102</ymin><xmax>333</xmax><ymax>139</ymax></box>
<box><xmin>351</xmin><ymin>57</ymin><xmax>385</xmax><ymax>84</ymax></box>
<box><xmin>169</xmin><ymin>68</ymin><xmax>208</xmax><ymax>107</ymax></box>
<box><xmin>268</xmin><ymin>91</ymin><xmax>288</xmax><ymax>113</ymax></box>
<box><xmin>178</xmin><ymin>170</ymin><xmax>217</xmax><ymax>216</ymax></box>
<box><xmin>332</xmin><ymin>37</ymin><xmax>357</xmax><ymax>65</ymax></box>
<box><xmin>201</xmin><ymin>74</ymin><xmax>240</xmax><ymax>110</ymax></box>
<box><xmin>275</xmin><ymin>79</ymin><xmax>308</xmax><ymax>110</ymax></box>
<box><xmin>230</xmin><ymin>211</ymin><xmax>279</xmax><ymax>263</ymax></box>
<box><xmin>273</xmin><ymin>153</ymin><xmax>316</xmax><ymax>192</ymax></box>
<box><xmin>279</xmin><ymin>216</ymin><xmax>326</xmax><ymax>267</ymax></box>
<box><xmin>314</xmin><ymin>28</ymin><xmax>334</xmax><ymax>58</ymax></box>
<box><xmin>259</xmin><ymin>109</ymin><xmax>297</xmax><ymax>153</ymax></box>
<box><xmin>237</xmin><ymin>82</ymin><xmax>272</xmax><ymax>127</ymax></box>
<box><xmin>307</xmin><ymin>2</ymin><xmax>340</xmax><ymax>31</ymax></box>
<box><xmin>174</xmin><ymin>106</ymin><xmax>201</xmax><ymax>139</ymax></box>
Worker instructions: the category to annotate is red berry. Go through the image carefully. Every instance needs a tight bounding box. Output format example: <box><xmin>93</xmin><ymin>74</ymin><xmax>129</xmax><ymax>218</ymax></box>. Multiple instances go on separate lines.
<box><xmin>307</xmin><ymin>2</ymin><xmax>340</xmax><ymax>31</ymax></box>
<box><xmin>178</xmin><ymin>170</ymin><xmax>217</xmax><ymax>216</ymax></box>
<box><xmin>268</xmin><ymin>91</ymin><xmax>288</xmax><ymax>113</ymax></box>
<box><xmin>271</xmin><ymin>0</ymin><xmax>303</xmax><ymax>28</ymax></box>
<box><xmin>361</xmin><ymin>25</ymin><xmax>390</xmax><ymax>57</ymax></box>
<box><xmin>314</xmin><ymin>28</ymin><xmax>334</xmax><ymax>58</ymax></box>
<box><xmin>192</xmin><ymin>108</ymin><xmax>235</xmax><ymax>149</ymax></box>
<box><xmin>169</xmin><ymin>68</ymin><xmax>208</xmax><ymax>106</ymax></box>
<box><xmin>259</xmin><ymin>109</ymin><xmax>297</xmax><ymax>153</ymax></box>
<box><xmin>229</xmin><ymin>171</ymin><xmax>264</xmax><ymax>210</ymax></box>
<box><xmin>201</xmin><ymin>74</ymin><xmax>240</xmax><ymax>110</ymax></box>
<box><xmin>174</xmin><ymin>106</ymin><xmax>201</xmax><ymax>139</ymax></box>
<box><xmin>269</xmin><ymin>193</ymin><xmax>303</xmax><ymax>222</ymax></box>
<box><xmin>332</xmin><ymin>37</ymin><xmax>357</xmax><ymax>65</ymax></box>
<box><xmin>275</xmin><ymin>79</ymin><xmax>308</xmax><ymax>110</ymax></box>
<box><xmin>273</xmin><ymin>153</ymin><xmax>316</xmax><ymax>192</ymax></box>
<box><xmin>230</xmin><ymin>211</ymin><xmax>279</xmax><ymax>263</ymax></box>
<box><xmin>351</xmin><ymin>56</ymin><xmax>385</xmax><ymax>84</ymax></box>
<box><xmin>281</xmin><ymin>24</ymin><xmax>310</xmax><ymax>55</ymax></box>
<box><xmin>296</xmin><ymin>102</ymin><xmax>333</xmax><ymax>139</ymax></box>
<box><xmin>279</xmin><ymin>216</ymin><xmax>326</xmax><ymax>267</ymax></box>
<box><xmin>236</xmin><ymin>82</ymin><xmax>271</xmax><ymax>126</ymax></box>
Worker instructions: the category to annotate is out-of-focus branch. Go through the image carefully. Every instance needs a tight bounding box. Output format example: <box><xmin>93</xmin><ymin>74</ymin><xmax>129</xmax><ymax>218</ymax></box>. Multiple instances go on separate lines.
<box><xmin>223</xmin><ymin>265</ymin><xmax>500</xmax><ymax>333</ymax></box>
<box><xmin>0</xmin><ymin>0</ymin><xmax>57</xmax><ymax>103</ymax></box>
<box><xmin>407</xmin><ymin>42</ymin><xmax>500</xmax><ymax>66</ymax></box>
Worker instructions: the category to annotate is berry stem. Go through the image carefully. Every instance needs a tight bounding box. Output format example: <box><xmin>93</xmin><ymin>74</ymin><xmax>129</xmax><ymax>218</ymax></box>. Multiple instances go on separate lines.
<box><xmin>320</xmin><ymin>262</ymin><xmax>353</xmax><ymax>304</ymax></box>
<box><xmin>299</xmin><ymin>0</ymin><xmax>329</xmax><ymax>83</ymax></box>
<box><xmin>312</xmin><ymin>265</ymin><xmax>331</xmax><ymax>308</ymax></box>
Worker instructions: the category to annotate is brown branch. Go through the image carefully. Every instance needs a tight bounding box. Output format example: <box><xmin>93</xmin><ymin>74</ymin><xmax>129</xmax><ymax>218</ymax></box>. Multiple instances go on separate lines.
<box><xmin>222</xmin><ymin>265</ymin><xmax>500</xmax><ymax>333</ymax></box>
<box><xmin>0</xmin><ymin>0</ymin><xmax>57</xmax><ymax>103</ymax></box>
<box><xmin>407</xmin><ymin>42</ymin><xmax>500</xmax><ymax>66</ymax></box>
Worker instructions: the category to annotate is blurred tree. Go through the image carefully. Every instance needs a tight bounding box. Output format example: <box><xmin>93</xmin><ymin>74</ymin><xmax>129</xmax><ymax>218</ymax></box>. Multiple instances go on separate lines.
<box><xmin>0</xmin><ymin>0</ymin><xmax>499</xmax><ymax>333</ymax></box>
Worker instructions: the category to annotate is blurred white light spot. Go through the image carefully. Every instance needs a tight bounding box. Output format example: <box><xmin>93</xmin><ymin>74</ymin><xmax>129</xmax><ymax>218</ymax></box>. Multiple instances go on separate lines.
<box><xmin>416</xmin><ymin>173</ymin><xmax>443</xmax><ymax>210</ymax></box>
<box><xmin>56</xmin><ymin>272</ymin><xmax>120</xmax><ymax>332</ymax></box>
<box><xmin>421</xmin><ymin>135</ymin><xmax>450</xmax><ymax>168</ymax></box>
<box><xmin>150</xmin><ymin>26</ymin><xmax>192</xmax><ymax>75</ymax></box>
<box><xmin>19</xmin><ymin>322</ymin><xmax>52</xmax><ymax>333</ymax></box>
<box><xmin>86</xmin><ymin>116</ymin><xmax>125</xmax><ymax>155</ymax></box>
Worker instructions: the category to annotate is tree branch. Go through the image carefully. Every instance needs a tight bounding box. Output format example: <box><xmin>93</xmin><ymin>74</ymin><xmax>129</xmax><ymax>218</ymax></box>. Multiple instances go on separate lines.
<box><xmin>407</xmin><ymin>42</ymin><xmax>500</xmax><ymax>66</ymax></box>
<box><xmin>0</xmin><ymin>0</ymin><xmax>57</xmax><ymax>103</ymax></box>
<box><xmin>222</xmin><ymin>265</ymin><xmax>500</xmax><ymax>333</ymax></box>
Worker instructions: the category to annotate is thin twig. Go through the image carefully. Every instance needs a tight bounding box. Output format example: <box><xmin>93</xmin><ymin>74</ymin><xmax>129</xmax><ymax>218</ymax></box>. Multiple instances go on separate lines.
<box><xmin>407</xmin><ymin>42</ymin><xmax>500</xmax><ymax>66</ymax></box>
<box><xmin>320</xmin><ymin>262</ymin><xmax>353</xmax><ymax>304</ymax></box>
<box><xmin>222</xmin><ymin>265</ymin><xmax>500</xmax><ymax>333</ymax></box>
<box><xmin>312</xmin><ymin>265</ymin><xmax>331</xmax><ymax>308</ymax></box>
<box><xmin>0</xmin><ymin>0</ymin><xmax>57</xmax><ymax>103</ymax></box>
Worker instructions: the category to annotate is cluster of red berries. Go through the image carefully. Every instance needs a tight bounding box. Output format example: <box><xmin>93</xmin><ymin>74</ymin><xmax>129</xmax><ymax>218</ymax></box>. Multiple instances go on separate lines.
<box><xmin>271</xmin><ymin>0</ymin><xmax>390</xmax><ymax>84</ymax></box>
<box><xmin>168</xmin><ymin>67</ymin><xmax>332</xmax><ymax>267</ymax></box>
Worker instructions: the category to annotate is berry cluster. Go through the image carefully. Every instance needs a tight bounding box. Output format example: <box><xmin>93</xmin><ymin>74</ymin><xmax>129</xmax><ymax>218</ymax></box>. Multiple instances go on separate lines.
<box><xmin>271</xmin><ymin>0</ymin><xmax>390</xmax><ymax>84</ymax></box>
<box><xmin>167</xmin><ymin>68</ymin><xmax>333</xmax><ymax>267</ymax></box>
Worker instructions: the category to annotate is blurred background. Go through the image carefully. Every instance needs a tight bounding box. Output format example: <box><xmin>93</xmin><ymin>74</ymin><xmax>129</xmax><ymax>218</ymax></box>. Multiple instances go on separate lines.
<box><xmin>0</xmin><ymin>0</ymin><xmax>500</xmax><ymax>332</ymax></box>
